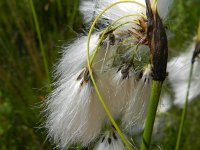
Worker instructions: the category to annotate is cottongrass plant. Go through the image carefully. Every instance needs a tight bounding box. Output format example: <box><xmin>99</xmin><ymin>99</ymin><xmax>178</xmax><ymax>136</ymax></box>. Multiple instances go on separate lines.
<box><xmin>175</xmin><ymin>22</ymin><xmax>200</xmax><ymax>150</ymax></box>
<box><xmin>43</xmin><ymin>0</ymin><xmax>172</xmax><ymax>149</ymax></box>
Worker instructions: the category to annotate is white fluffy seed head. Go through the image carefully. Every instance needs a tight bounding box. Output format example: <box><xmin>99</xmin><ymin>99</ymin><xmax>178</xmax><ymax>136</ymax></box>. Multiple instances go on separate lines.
<box><xmin>44</xmin><ymin>32</ymin><xmax>112</xmax><ymax>148</ymax></box>
<box><xmin>80</xmin><ymin>0</ymin><xmax>173</xmax><ymax>26</ymax></box>
<box><xmin>168</xmin><ymin>43</ymin><xmax>200</xmax><ymax>107</ymax></box>
<box><xmin>44</xmin><ymin>0</ymin><xmax>173</xmax><ymax>148</ymax></box>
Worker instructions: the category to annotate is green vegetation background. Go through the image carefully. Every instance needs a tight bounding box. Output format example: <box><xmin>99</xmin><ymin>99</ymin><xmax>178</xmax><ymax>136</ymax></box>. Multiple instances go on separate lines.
<box><xmin>0</xmin><ymin>0</ymin><xmax>199</xmax><ymax>149</ymax></box>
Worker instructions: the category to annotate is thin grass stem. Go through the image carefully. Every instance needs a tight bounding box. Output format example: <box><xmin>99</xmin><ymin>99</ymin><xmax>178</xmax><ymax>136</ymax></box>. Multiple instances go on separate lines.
<box><xmin>57</xmin><ymin>0</ymin><xmax>63</xmax><ymax>15</ymax></box>
<box><xmin>175</xmin><ymin>63</ymin><xmax>194</xmax><ymax>150</ymax></box>
<box><xmin>29</xmin><ymin>0</ymin><xmax>51</xmax><ymax>89</ymax></box>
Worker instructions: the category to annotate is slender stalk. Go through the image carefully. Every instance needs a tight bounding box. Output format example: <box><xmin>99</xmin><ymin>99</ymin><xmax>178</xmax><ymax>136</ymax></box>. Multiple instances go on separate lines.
<box><xmin>77</xmin><ymin>144</ymin><xmax>81</xmax><ymax>150</ymax></box>
<box><xmin>140</xmin><ymin>80</ymin><xmax>163</xmax><ymax>150</ymax></box>
<box><xmin>56</xmin><ymin>0</ymin><xmax>63</xmax><ymax>16</ymax></box>
<box><xmin>29</xmin><ymin>0</ymin><xmax>51</xmax><ymax>89</ymax></box>
<box><xmin>175</xmin><ymin>63</ymin><xmax>194</xmax><ymax>150</ymax></box>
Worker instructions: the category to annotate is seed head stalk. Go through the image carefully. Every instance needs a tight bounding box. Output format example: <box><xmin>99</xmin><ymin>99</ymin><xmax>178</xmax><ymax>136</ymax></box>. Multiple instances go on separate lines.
<box><xmin>140</xmin><ymin>0</ymin><xmax>168</xmax><ymax>149</ymax></box>
<box><xmin>140</xmin><ymin>81</ymin><xmax>163</xmax><ymax>150</ymax></box>
<box><xmin>175</xmin><ymin>63</ymin><xmax>193</xmax><ymax>150</ymax></box>
<box><xmin>175</xmin><ymin>21</ymin><xmax>200</xmax><ymax>150</ymax></box>
<box><xmin>29</xmin><ymin>0</ymin><xmax>51</xmax><ymax>90</ymax></box>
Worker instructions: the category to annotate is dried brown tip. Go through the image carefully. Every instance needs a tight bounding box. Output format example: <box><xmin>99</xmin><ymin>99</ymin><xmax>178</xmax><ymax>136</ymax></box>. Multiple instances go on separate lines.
<box><xmin>191</xmin><ymin>22</ymin><xmax>200</xmax><ymax>64</ymax></box>
<box><xmin>192</xmin><ymin>42</ymin><xmax>200</xmax><ymax>64</ymax></box>
<box><xmin>77</xmin><ymin>67</ymin><xmax>90</xmax><ymax>86</ymax></box>
<box><xmin>145</xmin><ymin>0</ymin><xmax>168</xmax><ymax>81</ymax></box>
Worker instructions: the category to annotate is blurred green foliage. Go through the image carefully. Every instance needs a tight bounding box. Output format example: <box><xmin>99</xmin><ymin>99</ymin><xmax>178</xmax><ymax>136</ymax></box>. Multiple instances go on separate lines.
<box><xmin>168</xmin><ymin>0</ymin><xmax>200</xmax><ymax>52</ymax></box>
<box><xmin>0</xmin><ymin>0</ymin><xmax>81</xmax><ymax>149</ymax></box>
<box><xmin>0</xmin><ymin>0</ymin><xmax>200</xmax><ymax>149</ymax></box>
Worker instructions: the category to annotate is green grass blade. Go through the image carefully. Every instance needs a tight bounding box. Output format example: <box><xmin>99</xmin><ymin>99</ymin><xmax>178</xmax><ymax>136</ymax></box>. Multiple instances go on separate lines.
<box><xmin>175</xmin><ymin>63</ymin><xmax>194</xmax><ymax>150</ymax></box>
<box><xmin>29</xmin><ymin>0</ymin><xmax>51</xmax><ymax>89</ymax></box>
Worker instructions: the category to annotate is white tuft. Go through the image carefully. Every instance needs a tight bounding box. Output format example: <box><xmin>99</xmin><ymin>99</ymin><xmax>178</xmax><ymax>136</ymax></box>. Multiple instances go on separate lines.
<box><xmin>44</xmin><ymin>32</ymin><xmax>131</xmax><ymax>148</ymax></box>
<box><xmin>80</xmin><ymin>0</ymin><xmax>173</xmax><ymax>25</ymax></box>
<box><xmin>55</xmin><ymin>34</ymin><xmax>99</xmax><ymax>82</ymax></box>
<box><xmin>168</xmin><ymin>43</ymin><xmax>200</xmax><ymax>107</ymax></box>
<box><xmin>79</xmin><ymin>0</ymin><xmax>97</xmax><ymax>23</ymax></box>
<box><xmin>44</xmin><ymin>33</ymin><xmax>110</xmax><ymax>148</ymax></box>
<box><xmin>80</xmin><ymin>0</ymin><xmax>145</xmax><ymax>29</ymax></box>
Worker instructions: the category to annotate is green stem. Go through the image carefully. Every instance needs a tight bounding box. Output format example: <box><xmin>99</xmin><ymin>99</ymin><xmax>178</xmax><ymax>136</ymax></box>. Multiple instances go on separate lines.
<box><xmin>175</xmin><ymin>63</ymin><xmax>194</xmax><ymax>150</ymax></box>
<box><xmin>57</xmin><ymin>0</ymin><xmax>63</xmax><ymax>16</ymax></box>
<box><xmin>29</xmin><ymin>0</ymin><xmax>51</xmax><ymax>89</ymax></box>
<box><xmin>77</xmin><ymin>144</ymin><xmax>81</xmax><ymax>150</ymax></box>
<box><xmin>140</xmin><ymin>80</ymin><xmax>163</xmax><ymax>150</ymax></box>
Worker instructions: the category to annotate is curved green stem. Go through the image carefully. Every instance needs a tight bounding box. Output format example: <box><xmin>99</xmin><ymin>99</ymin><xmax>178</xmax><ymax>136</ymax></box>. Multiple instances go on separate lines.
<box><xmin>175</xmin><ymin>63</ymin><xmax>194</xmax><ymax>150</ymax></box>
<box><xmin>90</xmin><ymin>14</ymin><xmax>142</xmax><ymax>65</ymax></box>
<box><xmin>87</xmin><ymin>1</ymin><xmax>145</xmax><ymax>149</ymax></box>
<box><xmin>88</xmin><ymin>0</ymin><xmax>145</xmax><ymax>63</ymax></box>
<box><xmin>140</xmin><ymin>80</ymin><xmax>163</xmax><ymax>150</ymax></box>
<box><xmin>86</xmin><ymin>62</ymin><xmax>133</xmax><ymax>150</ymax></box>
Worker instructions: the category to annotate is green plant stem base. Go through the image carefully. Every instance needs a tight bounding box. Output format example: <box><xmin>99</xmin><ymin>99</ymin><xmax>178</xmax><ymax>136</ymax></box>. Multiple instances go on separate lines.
<box><xmin>140</xmin><ymin>80</ymin><xmax>163</xmax><ymax>150</ymax></box>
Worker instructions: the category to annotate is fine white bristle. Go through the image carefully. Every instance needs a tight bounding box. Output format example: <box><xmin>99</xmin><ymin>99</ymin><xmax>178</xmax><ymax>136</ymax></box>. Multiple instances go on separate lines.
<box><xmin>44</xmin><ymin>33</ymin><xmax>110</xmax><ymax>148</ymax></box>
<box><xmin>109</xmin><ymin>65</ymin><xmax>137</xmax><ymax>118</ymax></box>
<box><xmin>54</xmin><ymin>34</ymin><xmax>99</xmax><ymax>82</ymax></box>
<box><xmin>122</xmin><ymin>65</ymin><xmax>152</xmax><ymax>133</ymax></box>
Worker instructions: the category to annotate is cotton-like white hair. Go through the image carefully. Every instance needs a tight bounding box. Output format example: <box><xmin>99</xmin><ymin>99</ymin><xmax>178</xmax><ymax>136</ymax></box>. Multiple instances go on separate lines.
<box><xmin>80</xmin><ymin>0</ymin><xmax>173</xmax><ymax>25</ymax></box>
<box><xmin>122</xmin><ymin>65</ymin><xmax>152</xmax><ymax>133</ymax></box>
<box><xmin>44</xmin><ymin>31</ymin><xmax>133</xmax><ymax>148</ymax></box>
<box><xmin>79</xmin><ymin>0</ymin><xmax>97</xmax><ymax>23</ymax></box>
<box><xmin>109</xmin><ymin>65</ymin><xmax>137</xmax><ymax>119</ymax></box>
<box><xmin>44</xmin><ymin>34</ymin><xmax>111</xmax><ymax>148</ymax></box>
<box><xmin>54</xmin><ymin>34</ymin><xmax>99</xmax><ymax>82</ymax></box>
<box><xmin>168</xmin><ymin>43</ymin><xmax>200</xmax><ymax>107</ymax></box>
<box><xmin>94</xmin><ymin>130</ymin><xmax>126</xmax><ymax>150</ymax></box>
<box><xmin>80</xmin><ymin>0</ymin><xmax>145</xmax><ymax>29</ymax></box>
